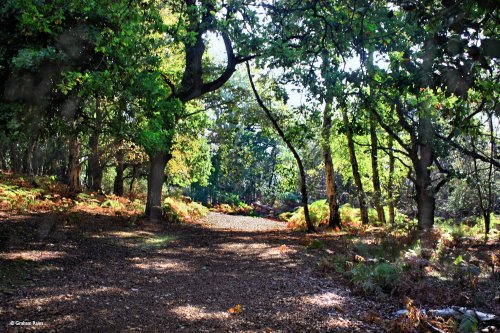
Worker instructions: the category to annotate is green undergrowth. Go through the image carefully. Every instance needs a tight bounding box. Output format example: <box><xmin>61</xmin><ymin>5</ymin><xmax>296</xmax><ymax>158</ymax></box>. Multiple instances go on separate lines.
<box><xmin>162</xmin><ymin>197</ymin><xmax>209</xmax><ymax>223</ymax></box>
<box><xmin>435</xmin><ymin>215</ymin><xmax>500</xmax><ymax>241</ymax></box>
<box><xmin>212</xmin><ymin>202</ymin><xmax>255</xmax><ymax>215</ymax></box>
<box><xmin>281</xmin><ymin>200</ymin><xmax>404</xmax><ymax>231</ymax></box>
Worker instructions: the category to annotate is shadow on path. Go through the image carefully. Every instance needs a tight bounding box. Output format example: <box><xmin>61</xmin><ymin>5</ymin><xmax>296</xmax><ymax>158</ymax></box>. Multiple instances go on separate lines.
<box><xmin>0</xmin><ymin>211</ymin><xmax>386</xmax><ymax>332</ymax></box>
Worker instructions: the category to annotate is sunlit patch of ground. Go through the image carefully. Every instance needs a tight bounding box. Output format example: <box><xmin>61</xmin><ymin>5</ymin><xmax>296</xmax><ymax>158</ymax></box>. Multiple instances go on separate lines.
<box><xmin>169</xmin><ymin>305</ymin><xmax>231</xmax><ymax>321</ymax></box>
<box><xmin>0</xmin><ymin>250</ymin><xmax>67</xmax><ymax>261</ymax></box>
<box><xmin>128</xmin><ymin>257</ymin><xmax>192</xmax><ymax>272</ymax></box>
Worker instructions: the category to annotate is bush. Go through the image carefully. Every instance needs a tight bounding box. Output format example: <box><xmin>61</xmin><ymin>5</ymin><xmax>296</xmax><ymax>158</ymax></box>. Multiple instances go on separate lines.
<box><xmin>279</xmin><ymin>211</ymin><xmax>294</xmax><ymax>222</ymax></box>
<box><xmin>287</xmin><ymin>200</ymin><xmax>329</xmax><ymax>230</ymax></box>
<box><xmin>348</xmin><ymin>261</ymin><xmax>401</xmax><ymax>296</ymax></box>
<box><xmin>212</xmin><ymin>202</ymin><xmax>254</xmax><ymax>215</ymax></box>
<box><xmin>162</xmin><ymin>197</ymin><xmax>209</xmax><ymax>223</ymax></box>
<box><xmin>0</xmin><ymin>181</ymin><xmax>48</xmax><ymax>212</ymax></box>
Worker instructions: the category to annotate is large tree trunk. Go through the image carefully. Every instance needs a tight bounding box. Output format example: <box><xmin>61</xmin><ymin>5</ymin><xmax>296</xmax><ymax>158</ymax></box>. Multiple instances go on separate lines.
<box><xmin>87</xmin><ymin>97</ymin><xmax>103</xmax><ymax>192</ymax></box>
<box><xmin>387</xmin><ymin>136</ymin><xmax>396</xmax><ymax>224</ymax></box>
<box><xmin>370</xmin><ymin>116</ymin><xmax>386</xmax><ymax>224</ymax></box>
<box><xmin>413</xmin><ymin>143</ymin><xmax>435</xmax><ymax>230</ymax></box>
<box><xmin>342</xmin><ymin>108</ymin><xmax>369</xmax><ymax>225</ymax></box>
<box><xmin>145</xmin><ymin>151</ymin><xmax>172</xmax><ymax>221</ymax></box>
<box><xmin>413</xmin><ymin>116</ymin><xmax>436</xmax><ymax>230</ymax></box>
<box><xmin>113</xmin><ymin>149</ymin><xmax>125</xmax><ymax>196</ymax></box>
<box><xmin>322</xmin><ymin>98</ymin><xmax>341</xmax><ymax>229</ymax></box>
<box><xmin>67</xmin><ymin>133</ymin><xmax>81</xmax><ymax>193</ymax></box>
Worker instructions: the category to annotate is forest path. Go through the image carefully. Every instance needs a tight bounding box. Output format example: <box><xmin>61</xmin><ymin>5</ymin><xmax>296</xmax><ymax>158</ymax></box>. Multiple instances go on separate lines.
<box><xmin>0</xmin><ymin>211</ymin><xmax>388</xmax><ymax>332</ymax></box>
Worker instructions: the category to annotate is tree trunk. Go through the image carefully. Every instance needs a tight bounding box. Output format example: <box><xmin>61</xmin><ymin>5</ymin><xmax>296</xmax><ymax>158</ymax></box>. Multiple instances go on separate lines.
<box><xmin>145</xmin><ymin>151</ymin><xmax>172</xmax><ymax>220</ymax></box>
<box><xmin>129</xmin><ymin>165</ymin><xmax>139</xmax><ymax>194</ymax></box>
<box><xmin>87</xmin><ymin>97</ymin><xmax>103</xmax><ymax>192</ymax></box>
<box><xmin>412</xmin><ymin>115</ymin><xmax>437</xmax><ymax>230</ymax></box>
<box><xmin>297</xmin><ymin>157</ymin><xmax>314</xmax><ymax>232</ymax></box>
<box><xmin>322</xmin><ymin>98</ymin><xmax>341</xmax><ymax>229</ymax></box>
<box><xmin>387</xmin><ymin>136</ymin><xmax>396</xmax><ymax>224</ymax></box>
<box><xmin>413</xmin><ymin>143</ymin><xmax>435</xmax><ymax>230</ymax></box>
<box><xmin>23</xmin><ymin>137</ymin><xmax>36</xmax><ymax>176</ymax></box>
<box><xmin>0</xmin><ymin>150</ymin><xmax>6</xmax><ymax>170</ymax></box>
<box><xmin>246</xmin><ymin>63</ymin><xmax>315</xmax><ymax>232</ymax></box>
<box><xmin>483</xmin><ymin>213</ymin><xmax>491</xmax><ymax>236</ymax></box>
<box><xmin>370</xmin><ymin>116</ymin><xmax>386</xmax><ymax>224</ymax></box>
<box><xmin>342</xmin><ymin>108</ymin><xmax>369</xmax><ymax>225</ymax></box>
<box><xmin>67</xmin><ymin>133</ymin><xmax>81</xmax><ymax>193</ymax></box>
<box><xmin>9</xmin><ymin>142</ymin><xmax>21</xmax><ymax>173</ymax></box>
<box><xmin>113</xmin><ymin>149</ymin><xmax>125</xmax><ymax>196</ymax></box>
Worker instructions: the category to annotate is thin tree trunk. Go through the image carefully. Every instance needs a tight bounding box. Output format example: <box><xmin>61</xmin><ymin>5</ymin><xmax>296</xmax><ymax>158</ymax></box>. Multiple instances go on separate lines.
<box><xmin>387</xmin><ymin>136</ymin><xmax>396</xmax><ymax>224</ymax></box>
<box><xmin>129</xmin><ymin>165</ymin><xmax>139</xmax><ymax>194</ymax></box>
<box><xmin>342</xmin><ymin>108</ymin><xmax>369</xmax><ymax>225</ymax></box>
<box><xmin>472</xmin><ymin>114</ymin><xmax>495</xmax><ymax>237</ymax></box>
<box><xmin>67</xmin><ymin>133</ymin><xmax>81</xmax><ymax>193</ymax></box>
<box><xmin>145</xmin><ymin>151</ymin><xmax>172</xmax><ymax>221</ymax></box>
<box><xmin>322</xmin><ymin>97</ymin><xmax>341</xmax><ymax>229</ymax></box>
<box><xmin>87</xmin><ymin>97</ymin><xmax>103</xmax><ymax>192</ymax></box>
<box><xmin>485</xmin><ymin>115</ymin><xmax>494</xmax><ymax>236</ymax></box>
<box><xmin>246</xmin><ymin>62</ymin><xmax>315</xmax><ymax>232</ymax></box>
<box><xmin>113</xmin><ymin>149</ymin><xmax>125</xmax><ymax>196</ymax></box>
<box><xmin>9</xmin><ymin>142</ymin><xmax>21</xmax><ymax>173</ymax></box>
<box><xmin>267</xmin><ymin>146</ymin><xmax>278</xmax><ymax>204</ymax></box>
<box><xmin>370</xmin><ymin>115</ymin><xmax>386</xmax><ymax>224</ymax></box>
<box><xmin>23</xmin><ymin>137</ymin><xmax>36</xmax><ymax>176</ymax></box>
<box><xmin>0</xmin><ymin>150</ymin><xmax>6</xmax><ymax>170</ymax></box>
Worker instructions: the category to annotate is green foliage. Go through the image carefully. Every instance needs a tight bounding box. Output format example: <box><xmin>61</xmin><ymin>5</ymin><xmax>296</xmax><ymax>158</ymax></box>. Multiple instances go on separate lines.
<box><xmin>0</xmin><ymin>179</ymin><xmax>48</xmax><ymax>212</ymax></box>
<box><xmin>138</xmin><ymin>99</ymin><xmax>183</xmax><ymax>156</ymax></box>
<box><xmin>162</xmin><ymin>197</ymin><xmax>209</xmax><ymax>223</ymax></box>
<box><xmin>347</xmin><ymin>261</ymin><xmax>401</xmax><ymax>297</ymax></box>
<box><xmin>458</xmin><ymin>314</ymin><xmax>478</xmax><ymax>333</ymax></box>
<box><xmin>167</xmin><ymin>133</ymin><xmax>211</xmax><ymax>188</ymax></box>
<box><xmin>287</xmin><ymin>200</ymin><xmax>329</xmax><ymax>230</ymax></box>
<box><xmin>101</xmin><ymin>199</ymin><xmax>124</xmax><ymax>210</ymax></box>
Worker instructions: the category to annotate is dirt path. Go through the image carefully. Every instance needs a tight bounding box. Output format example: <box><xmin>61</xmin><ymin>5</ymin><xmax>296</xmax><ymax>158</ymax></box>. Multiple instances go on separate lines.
<box><xmin>0</xmin><ymin>211</ymin><xmax>388</xmax><ymax>332</ymax></box>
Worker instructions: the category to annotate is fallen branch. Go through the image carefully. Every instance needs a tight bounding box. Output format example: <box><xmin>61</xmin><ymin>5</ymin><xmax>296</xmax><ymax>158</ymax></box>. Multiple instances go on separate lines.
<box><xmin>395</xmin><ymin>306</ymin><xmax>499</xmax><ymax>327</ymax></box>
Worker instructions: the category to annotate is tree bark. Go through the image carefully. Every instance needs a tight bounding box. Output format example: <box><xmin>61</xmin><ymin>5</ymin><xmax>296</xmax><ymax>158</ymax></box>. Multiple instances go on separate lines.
<box><xmin>23</xmin><ymin>139</ymin><xmax>35</xmax><ymax>176</ymax></box>
<box><xmin>342</xmin><ymin>108</ymin><xmax>369</xmax><ymax>225</ymax></box>
<box><xmin>129</xmin><ymin>165</ymin><xmax>140</xmax><ymax>194</ymax></box>
<box><xmin>472</xmin><ymin>114</ymin><xmax>495</xmax><ymax>237</ymax></box>
<box><xmin>113</xmin><ymin>149</ymin><xmax>125</xmax><ymax>196</ymax></box>
<box><xmin>67</xmin><ymin>133</ymin><xmax>81</xmax><ymax>193</ymax></box>
<box><xmin>412</xmin><ymin>116</ymin><xmax>436</xmax><ymax>230</ymax></box>
<box><xmin>413</xmin><ymin>144</ymin><xmax>435</xmax><ymax>230</ymax></box>
<box><xmin>387</xmin><ymin>136</ymin><xmax>396</xmax><ymax>224</ymax></box>
<box><xmin>9</xmin><ymin>142</ymin><xmax>21</xmax><ymax>173</ymax></box>
<box><xmin>87</xmin><ymin>97</ymin><xmax>103</xmax><ymax>192</ymax></box>
<box><xmin>145</xmin><ymin>151</ymin><xmax>172</xmax><ymax>220</ymax></box>
<box><xmin>0</xmin><ymin>150</ymin><xmax>6</xmax><ymax>170</ymax></box>
<box><xmin>370</xmin><ymin>116</ymin><xmax>386</xmax><ymax>224</ymax></box>
<box><xmin>322</xmin><ymin>98</ymin><xmax>341</xmax><ymax>229</ymax></box>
